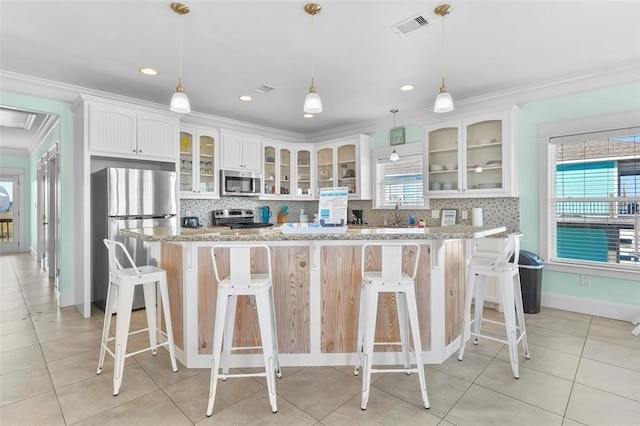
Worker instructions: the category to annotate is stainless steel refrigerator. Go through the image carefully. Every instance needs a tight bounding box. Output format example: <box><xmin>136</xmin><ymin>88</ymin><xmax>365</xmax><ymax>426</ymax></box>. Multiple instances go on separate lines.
<box><xmin>91</xmin><ymin>167</ymin><xmax>177</xmax><ymax>311</ymax></box>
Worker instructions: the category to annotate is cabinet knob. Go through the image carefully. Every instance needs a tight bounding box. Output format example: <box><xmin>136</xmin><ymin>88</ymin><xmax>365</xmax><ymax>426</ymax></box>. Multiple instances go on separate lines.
<box><xmin>132</xmin><ymin>149</ymin><xmax>136</xmax><ymax>153</ymax></box>
<box><xmin>300</xmin><ymin>261</ymin><xmax>306</xmax><ymax>268</ymax></box>
<box><xmin>138</xmin><ymin>149</ymin><xmax>142</xmax><ymax>153</ymax></box>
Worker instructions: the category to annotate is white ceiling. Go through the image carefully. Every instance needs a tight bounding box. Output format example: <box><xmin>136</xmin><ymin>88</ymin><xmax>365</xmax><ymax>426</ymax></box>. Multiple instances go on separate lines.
<box><xmin>1</xmin><ymin>0</ymin><xmax>639</xmax><ymax>149</ymax></box>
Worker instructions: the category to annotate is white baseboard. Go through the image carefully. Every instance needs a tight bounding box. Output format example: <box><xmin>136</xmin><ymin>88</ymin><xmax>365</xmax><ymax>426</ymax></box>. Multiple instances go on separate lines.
<box><xmin>542</xmin><ymin>293</ymin><xmax>640</xmax><ymax>322</ymax></box>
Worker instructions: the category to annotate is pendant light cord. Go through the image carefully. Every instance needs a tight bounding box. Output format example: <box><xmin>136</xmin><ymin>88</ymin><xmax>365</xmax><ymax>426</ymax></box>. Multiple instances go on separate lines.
<box><xmin>441</xmin><ymin>14</ymin><xmax>446</xmax><ymax>86</ymax></box>
<box><xmin>178</xmin><ymin>14</ymin><xmax>183</xmax><ymax>86</ymax></box>
<box><xmin>310</xmin><ymin>14</ymin><xmax>315</xmax><ymax>85</ymax></box>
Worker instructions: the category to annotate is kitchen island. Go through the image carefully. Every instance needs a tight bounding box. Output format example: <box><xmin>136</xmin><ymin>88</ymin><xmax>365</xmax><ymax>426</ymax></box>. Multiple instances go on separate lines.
<box><xmin>122</xmin><ymin>224</ymin><xmax>506</xmax><ymax>368</ymax></box>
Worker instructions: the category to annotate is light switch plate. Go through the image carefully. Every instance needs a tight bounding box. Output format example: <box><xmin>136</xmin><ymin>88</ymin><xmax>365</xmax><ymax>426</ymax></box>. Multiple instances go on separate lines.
<box><xmin>461</xmin><ymin>210</ymin><xmax>468</xmax><ymax>220</ymax></box>
<box><xmin>431</xmin><ymin>210</ymin><xmax>440</xmax><ymax>219</ymax></box>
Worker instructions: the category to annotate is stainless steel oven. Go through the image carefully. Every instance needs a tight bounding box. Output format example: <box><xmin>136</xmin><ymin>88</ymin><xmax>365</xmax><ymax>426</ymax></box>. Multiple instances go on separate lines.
<box><xmin>220</xmin><ymin>170</ymin><xmax>262</xmax><ymax>196</ymax></box>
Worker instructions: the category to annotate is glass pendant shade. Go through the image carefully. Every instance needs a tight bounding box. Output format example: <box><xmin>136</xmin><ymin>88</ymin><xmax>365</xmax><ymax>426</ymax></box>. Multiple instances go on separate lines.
<box><xmin>304</xmin><ymin>85</ymin><xmax>322</xmax><ymax>113</ymax></box>
<box><xmin>170</xmin><ymin>85</ymin><xmax>191</xmax><ymax>113</ymax></box>
<box><xmin>390</xmin><ymin>148</ymin><xmax>399</xmax><ymax>162</ymax></box>
<box><xmin>434</xmin><ymin>84</ymin><xmax>454</xmax><ymax>113</ymax></box>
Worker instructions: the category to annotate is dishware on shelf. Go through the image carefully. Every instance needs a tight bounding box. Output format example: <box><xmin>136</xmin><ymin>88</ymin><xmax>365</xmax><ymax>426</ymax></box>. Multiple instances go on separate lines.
<box><xmin>478</xmin><ymin>182</ymin><xmax>502</xmax><ymax>189</ymax></box>
<box><xmin>445</xmin><ymin>163</ymin><xmax>458</xmax><ymax>171</ymax></box>
<box><xmin>430</xmin><ymin>164</ymin><xmax>445</xmax><ymax>171</ymax></box>
<box><xmin>442</xmin><ymin>181</ymin><xmax>455</xmax><ymax>190</ymax></box>
<box><xmin>429</xmin><ymin>181</ymin><xmax>442</xmax><ymax>190</ymax></box>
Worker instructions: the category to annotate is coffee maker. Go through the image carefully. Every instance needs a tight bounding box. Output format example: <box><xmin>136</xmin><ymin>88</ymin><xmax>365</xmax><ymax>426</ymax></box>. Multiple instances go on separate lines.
<box><xmin>352</xmin><ymin>209</ymin><xmax>364</xmax><ymax>224</ymax></box>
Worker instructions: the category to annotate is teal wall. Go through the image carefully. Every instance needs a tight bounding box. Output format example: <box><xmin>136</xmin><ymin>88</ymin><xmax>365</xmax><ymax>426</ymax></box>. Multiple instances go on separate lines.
<box><xmin>518</xmin><ymin>82</ymin><xmax>640</xmax><ymax>307</ymax></box>
<box><xmin>370</xmin><ymin>125</ymin><xmax>423</xmax><ymax>149</ymax></box>
<box><xmin>0</xmin><ymin>92</ymin><xmax>74</xmax><ymax>297</ymax></box>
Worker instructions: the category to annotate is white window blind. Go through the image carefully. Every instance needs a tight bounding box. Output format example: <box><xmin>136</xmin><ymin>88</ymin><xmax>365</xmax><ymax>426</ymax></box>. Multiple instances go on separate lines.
<box><xmin>548</xmin><ymin>127</ymin><xmax>639</xmax><ymax>270</ymax></box>
<box><xmin>375</xmin><ymin>153</ymin><xmax>424</xmax><ymax>208</ymax></box>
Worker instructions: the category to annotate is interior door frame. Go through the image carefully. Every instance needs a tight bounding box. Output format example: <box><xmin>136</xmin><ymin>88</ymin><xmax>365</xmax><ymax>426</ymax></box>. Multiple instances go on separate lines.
<box><xmin>37</xmin><ymin>144</ymin><xmax>60</xmax><ymax>282</ymax></box>
<box><xmin>0</xmin><ymin>169</ymin><xmax>23</xmax><ymax>253</ymax></box>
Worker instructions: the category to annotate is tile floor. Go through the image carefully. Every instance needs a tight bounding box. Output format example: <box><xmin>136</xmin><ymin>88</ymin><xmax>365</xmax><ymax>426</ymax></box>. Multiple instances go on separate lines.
<box><xmin>1</xmin><ymin>252</ymin><xmax>639</xmax><ymax>425</ymax></box>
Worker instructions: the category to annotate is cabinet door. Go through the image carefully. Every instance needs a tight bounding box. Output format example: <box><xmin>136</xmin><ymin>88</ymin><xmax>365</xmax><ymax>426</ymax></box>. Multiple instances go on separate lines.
<box><xmin>337</xmin><ymin>144</ymin><xmax>356</xmax><ymax>195</ymax></box>
<box><xmin>88</xmin><ymin>103</ymin><xmax>136</xmax><ymax>154</ymax></box>
<box><xmin>316</xmin><ymin>147</ymin><xmax>334</xmax><ymax>194</ymax></box>
<box><xmin>464</xmin><ymin>118</ymin><xmax>504</xmax><ymax>193</ymax></box>
<box><xmin>179</xmin><ymin>130</ymin><xmax>195</xmax><ymax>193</ymax></box>
<box><xmin>198</xmin><ymin>133</ymin><xmax>216</xmax><ymax>193</ymax></box>
<box><xmin>241</xmin><ymin>137</ymin><xmax>262</xmax><ymax>171</ymax></box>
<box><xmin>263</xmin><ymin>145</ymin><xmax>277</xmax><ymax>195</ymax></box>
<box><xmin>295</xmin><ymin>149</ymin><xmax>313</xmax><ymax>197</ymax></box>
<box><xmin>137</xmin><ymin>112</ymin><xmax>178</xmax><ymax>159</ymax></box>
<box><xmin>221</xmin><ymin>134</ymin><xmax>244</xmax><ymax>170</ymax></box>
<box><xmin>427</xmin><ymin>125</ymin><xmax>462</xmax><ymax>194</ymax></box>
<box><xmin>279</xmin><ymin>147</ymin><xmax>291</xmax><ymax>196</ymax></box>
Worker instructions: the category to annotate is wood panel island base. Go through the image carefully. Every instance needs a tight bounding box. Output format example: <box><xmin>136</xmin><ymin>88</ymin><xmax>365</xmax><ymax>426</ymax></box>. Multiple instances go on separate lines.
<box><xmin>122</xmin><ymin>225</ymin><xmax>506</xmax><ymax>369</ymax></box>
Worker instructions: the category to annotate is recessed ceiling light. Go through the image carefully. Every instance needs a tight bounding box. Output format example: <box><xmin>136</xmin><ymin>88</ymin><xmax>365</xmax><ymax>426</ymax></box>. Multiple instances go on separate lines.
<box><xmin>139</xmin><ymin>67</ymin><xmax>158</xmax><ymax>76</ymax></box>
<box><xmin>239</xmin><ymin>95</ymin><xmax>252</xmax><ymax>101</ymax></box>
<box><xmin>400</xmin><ymin>84</ymin><xmax>414</xmax><ymax>91</ymax></box>
<box><xmin>303</xmin><ymin>113</ymin><xmax>314</xmax><ymax>118</ymax></box>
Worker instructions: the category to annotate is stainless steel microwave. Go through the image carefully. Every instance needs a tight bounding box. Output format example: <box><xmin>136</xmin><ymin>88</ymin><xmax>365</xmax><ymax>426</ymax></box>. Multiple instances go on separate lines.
<box><xmin>220</xmin><ymin>169</ymin><xmax>262</xmax><ymax>197</ymax></box>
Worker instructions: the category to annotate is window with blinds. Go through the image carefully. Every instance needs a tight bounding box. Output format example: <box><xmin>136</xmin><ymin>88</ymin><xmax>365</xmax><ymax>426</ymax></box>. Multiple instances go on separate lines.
<box><xmin>375</xmin><ymin>153</ymin><xmax>424</xmax><ymax>208</ymax></box>
<box><xmin>549</xmin><ymin>128</ymin><xmax>639</xmax><ymax>270</ymax></box>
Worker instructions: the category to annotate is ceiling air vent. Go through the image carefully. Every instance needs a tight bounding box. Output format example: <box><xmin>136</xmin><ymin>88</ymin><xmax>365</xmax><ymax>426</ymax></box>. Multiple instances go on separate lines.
<box><xmin>390</xmin><ymin>12</ymin><xmax>434</xmax><ymax>37</ymax></box>
<box><xmin>253</xmin><ymin>84</ymin><xmax>276</xmax><ymax>94</ymax></box>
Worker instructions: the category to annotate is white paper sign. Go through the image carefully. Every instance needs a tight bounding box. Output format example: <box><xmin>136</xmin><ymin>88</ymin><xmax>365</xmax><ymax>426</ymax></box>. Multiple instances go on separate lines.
<box><xmin>318</xmin><ymin>187</ymin><xmax>348</xmax><ymax>226</ymax></box>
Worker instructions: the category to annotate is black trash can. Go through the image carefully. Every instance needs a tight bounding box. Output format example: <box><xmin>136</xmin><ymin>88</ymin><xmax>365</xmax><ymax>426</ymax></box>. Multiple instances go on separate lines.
<box><xmin>517</xmin><ymin>251</ymin><xmax>544</xmax><ymax>314</ymax></box>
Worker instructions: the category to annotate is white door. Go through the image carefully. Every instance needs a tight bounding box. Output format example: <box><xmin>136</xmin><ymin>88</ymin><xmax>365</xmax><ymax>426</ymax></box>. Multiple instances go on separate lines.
<box><xmin>0</xmin><ymin>175</ymin><xmax>20</xmax><ymax>253</ymax></box>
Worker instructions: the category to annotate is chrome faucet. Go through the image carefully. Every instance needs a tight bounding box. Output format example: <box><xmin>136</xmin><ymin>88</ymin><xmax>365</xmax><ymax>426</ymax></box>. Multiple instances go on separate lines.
<box><xmin>395</xmin><ymin>197</ymin><xmax>402</xmax><ymax>226</ymax></box>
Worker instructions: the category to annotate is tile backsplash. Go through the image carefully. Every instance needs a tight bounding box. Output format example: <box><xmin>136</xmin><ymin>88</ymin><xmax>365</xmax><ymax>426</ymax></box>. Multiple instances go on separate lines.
<box><xmin>181</xmin><ymin>197</ymin><xmax>519</xmax><ymax>232</ymax></box>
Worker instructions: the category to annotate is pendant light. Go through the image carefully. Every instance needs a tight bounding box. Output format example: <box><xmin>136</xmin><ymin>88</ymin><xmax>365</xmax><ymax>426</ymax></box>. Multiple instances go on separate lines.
<box><xmin>390</xmin><ymin>109</ymin><xmax>400</xmax><ymax>162</ymax></box>
<box><xmin>303</xmin><ymin>3</ymin><xmax>322</xmax><ymax>114</ymax></box>
<box><xmin>434</xmin><ymin>4</ymin><xmax>453</xmax><ymax>113</ymax></box>
<box><xmin>170</xmin><ymin>2</ymin><xmax>191</xmax><ymax>113</ymax></box>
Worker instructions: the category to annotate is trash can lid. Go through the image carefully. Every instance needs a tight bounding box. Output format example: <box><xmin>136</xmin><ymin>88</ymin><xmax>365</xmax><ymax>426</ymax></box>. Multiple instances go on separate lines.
<box><xmin>518</xmin><ymin>250</ymin><xmax>544</xmax><ymax>266</ymax></box>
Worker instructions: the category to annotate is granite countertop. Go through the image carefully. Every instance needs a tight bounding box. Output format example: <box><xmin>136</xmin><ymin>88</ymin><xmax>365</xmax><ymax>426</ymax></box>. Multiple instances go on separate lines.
<box><xmin>120</xmin><ymin>224</ymin><xmax>507</xmax><ymax>243</ymax></box>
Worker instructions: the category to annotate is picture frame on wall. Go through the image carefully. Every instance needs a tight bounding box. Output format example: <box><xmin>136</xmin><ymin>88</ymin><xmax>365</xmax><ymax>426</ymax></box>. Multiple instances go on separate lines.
<box><xmin>441</xmin><ymin>209</ymin><xmax>456</xmax><ymax>226</ymax></box>
<box><xmin>390</xmin><ymin>127</ymin><xmax>405</xmax><ymax>146</ymax></box>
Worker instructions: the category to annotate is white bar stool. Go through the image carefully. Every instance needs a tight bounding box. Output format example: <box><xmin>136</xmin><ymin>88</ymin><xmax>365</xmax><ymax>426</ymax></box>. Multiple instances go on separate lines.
<box><xmin>207</xmin><ymin>244</ymin><xmax>281</xmax><ymax>416</ymax></box>
<box><xmin>97</xmin><ymin>239</ymin><xmax>177</xmax><ymax>396</ymax></box>
<box><xmin>353</xmin><ymin>242</ymin><xmax>429</xmax><ymax>410</ymax></box>
<box><xmin>458</xmin><ymin>232</ymin><xmax>530</xmax><ymax>378</ymax></box>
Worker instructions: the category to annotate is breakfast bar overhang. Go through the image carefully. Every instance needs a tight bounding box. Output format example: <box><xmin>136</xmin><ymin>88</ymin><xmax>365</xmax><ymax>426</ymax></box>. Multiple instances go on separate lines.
<box><xmin>121</xmin><ymin>225</ymin><xmax>506</xmax><ymax>369</ymax></box>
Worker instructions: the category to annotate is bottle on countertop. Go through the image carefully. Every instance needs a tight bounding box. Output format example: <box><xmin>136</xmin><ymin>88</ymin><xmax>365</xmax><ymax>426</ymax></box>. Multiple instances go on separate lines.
<box><xmin>300</xmin><ymin>209</ymin><xmax>308</xmax><ymax>223</ymax></box>
<box><xmin>383</xmin><ymin>214</ymin><xmax>388</xmax><ymax>226</ymax></box>
<box><xmin>409</xmin><ymin>215</ymin><xmax>415</xmax><ymax>225</ymax></box>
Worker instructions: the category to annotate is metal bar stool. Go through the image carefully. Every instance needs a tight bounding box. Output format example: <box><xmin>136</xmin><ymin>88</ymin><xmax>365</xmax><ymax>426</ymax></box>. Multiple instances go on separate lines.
<box><xmin>207</xmin><ymin>244</ymin><xmax>281</xmax><ymax>416</ymax></box>
<box><xmin>97</xmin><ymin>239</ymin><xmax>177</xmax><ymax>395</ymax></box>
<box><xmin>353</xmin><ymin>242</ymin><xmax>429</xmax><ymax>410</ymax></box>
<box><xmin>458</xmin><ymin>232</ymin><xmax>530</xmax><ymax>378</ymax></box>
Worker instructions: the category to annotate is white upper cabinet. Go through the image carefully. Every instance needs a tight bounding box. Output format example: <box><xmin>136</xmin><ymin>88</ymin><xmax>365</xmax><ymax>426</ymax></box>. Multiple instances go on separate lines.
<box><xmin>86</xmin><ymin>98</ymin><xmax>179</xmax><ymax>161</ymax></box>
<box><xmin>262</xmin><ymin>141</ymin><xmax>315</xmax><ymax>199</ymax></box>
<box><xmin>425</xmin><ymin>106</ymin><xmax>518</xmax><ymax>198</ymax></box>
<box><xmin>221</xmin><ymin>132</ymin><xmax>262</xmax><ymax>171</ymax></box>
<box><xmin>179</xmin><ymin>126</ymin><xmax>219</xmax><ymax>198</ymax></box>
<box><xmin>315</xmin><ymin>134</ymin><xmax>371</xmax><ymax>199</ymax></box>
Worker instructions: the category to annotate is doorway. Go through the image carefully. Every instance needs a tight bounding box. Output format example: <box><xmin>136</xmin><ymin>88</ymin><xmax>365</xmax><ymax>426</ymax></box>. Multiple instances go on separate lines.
<box><xmin>0</xmin><ymin>174</ymin><xmax>20</xmax><ymax>253</ymax></box>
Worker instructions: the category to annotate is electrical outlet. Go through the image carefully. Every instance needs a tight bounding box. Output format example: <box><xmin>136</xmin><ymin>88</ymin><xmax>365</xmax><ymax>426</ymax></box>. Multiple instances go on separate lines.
<box><xmin>461</xmin><ymin>210</ymin><xmax>468</xmax><ymax>220</ymax></box>
<box><xmin>431</xmin><ymin>210</ymin><xmax>440</xmax><ymax>219</ymax></box>
<box><xmin>580</xmin><ymin>275</ymin><xmax>589</xmax><ymax>287</ymax></box>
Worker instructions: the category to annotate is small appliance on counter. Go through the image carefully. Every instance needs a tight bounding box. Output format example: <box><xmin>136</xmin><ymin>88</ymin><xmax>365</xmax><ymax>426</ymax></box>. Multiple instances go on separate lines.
<box><xmin>181</xmin><ymin>216</ymin><xmax>200</xmax><ymax>228</ymax></box>
<box><xmin>212</xmin><ymin>209</ymin><xmax>274</xmax><ymax>229</ymax></box>
<box><xmin>351</xmin><ymin>209</ymin><xmax>364</xmax><ymax>224</ymax></box>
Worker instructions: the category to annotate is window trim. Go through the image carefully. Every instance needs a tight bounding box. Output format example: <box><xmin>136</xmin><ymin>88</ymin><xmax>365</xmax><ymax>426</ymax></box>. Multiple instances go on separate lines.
<box><xmin>539</xmin><ymin>110</ymin><xmax>640</xmax><ymax>281</ymax></box>
<box><xmin>371</xmin><ymin>142</ymin><xmax>429</xmax><ymax>210</ymax></box>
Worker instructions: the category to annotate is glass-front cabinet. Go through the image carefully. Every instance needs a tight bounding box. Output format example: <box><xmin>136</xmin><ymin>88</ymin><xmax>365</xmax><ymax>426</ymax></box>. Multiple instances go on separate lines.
<box><xmin>180</xmin><ymin>126</ymin><xmax>219</xmax><ymax>198</ymax></box>
<box><xmin>315</xmin><ymin>135</ymin><xmax>371</xmax><ymax>199</ymax></box>
<box><xmin>425</xmin><ymin>107</ymin><xmax>518</xmax><ymax>198</ymax></box>
<box><xmin>316</xmin><ymin>147</ymin><xmax>334</xmax><ymax>194</ymax></box>
<box><xmin>295</xmin><ymin>148</ymin><xmax>313</xmax><ymax>198</ymax></box>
